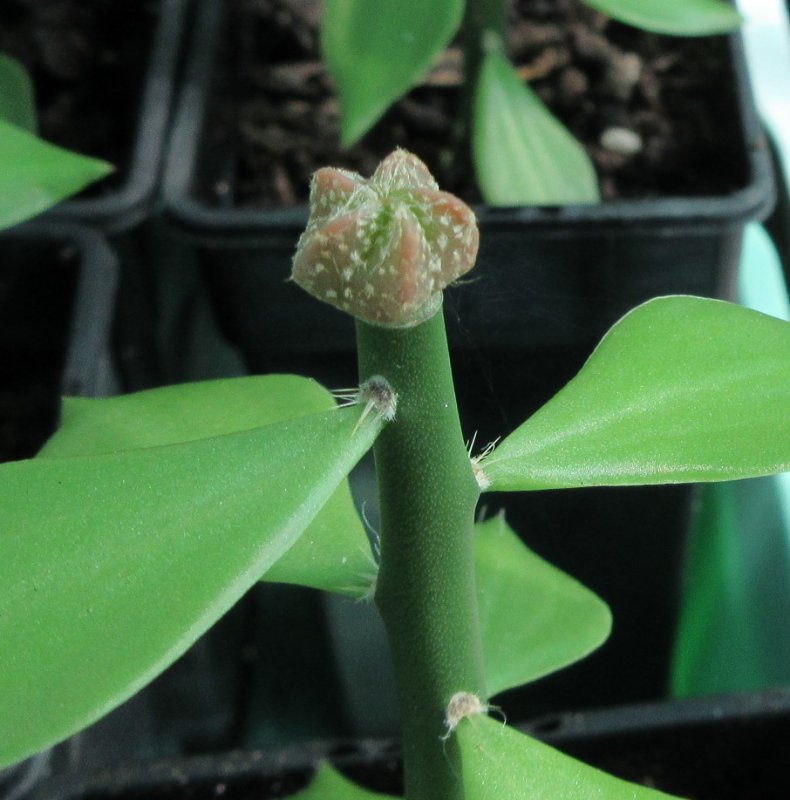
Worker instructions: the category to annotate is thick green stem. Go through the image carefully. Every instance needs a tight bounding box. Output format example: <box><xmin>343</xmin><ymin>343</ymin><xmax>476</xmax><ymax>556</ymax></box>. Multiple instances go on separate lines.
<box><xmin>356</xmin><ymin>310</ymin><xmax>485</xmax><ymax>800</ymax></box>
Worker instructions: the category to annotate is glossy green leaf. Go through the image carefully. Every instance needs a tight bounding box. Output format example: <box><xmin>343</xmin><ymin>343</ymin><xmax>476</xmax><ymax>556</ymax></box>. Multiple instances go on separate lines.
<box><xmin>323</xmin><ymin>0</ymin><xmax>462</xmax><ymax>145</ymax></box>
<box><xmin>0</xmin><ymin>119</ymin><xmax>112</xmax><ymax>230</ymax></box>
<box><xmin>291</xmin><ymin>762</ymin><xmax>397</xmax><ymax>800</ymax></box>
<box><xmin>473</xmin><ymin>47</ymin><xmax>600</xmax><ymax>206</ymax></box>
<box><xmin>581</xmin><ymin>0</ymin><xmax>741</xmax><ymax>36</ymax></box>
<box><xmin>476</xmin><ymin>515</ymin><xmax>611</xmax><ymax>697</ymax></box>
<box><xmin>0</xmin><ymin>398</ymin><xmax>383</xmax><ymax>768</ymax></box>
<box><xmin>484</xmin><ymin>296</ymin><xmax>790</xmax><ymax>491</ymax></box>
<box><xmin>264</xmin><ymin>481</ymin><xmax>376</xmax><ymax>597</ymax></box>
<box><xmin>0</xmin><ymin>54</ymin><xmax>36</xmax><ymax>131</ymax></box>
<box><xmin>39</xmin><ymin>376</ymin><xmax>376</xmax><ymax>598</ymax></box>
<box><xmin>456</xmin><ymin>714</ymin><xmax>683</xmax><ymax>798</ymax></box>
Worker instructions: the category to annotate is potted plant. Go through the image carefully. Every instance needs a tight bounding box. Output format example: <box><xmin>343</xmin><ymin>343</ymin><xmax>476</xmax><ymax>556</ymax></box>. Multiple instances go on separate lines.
<box><xmin>160</xmin><ymin>0</ymin><xmax>778</xmax><ymax>714</ymax></box>
<box><xmin>2</xmin><ymin>150</ymin><xmax>789</xmax><ymax>799</ymax></box>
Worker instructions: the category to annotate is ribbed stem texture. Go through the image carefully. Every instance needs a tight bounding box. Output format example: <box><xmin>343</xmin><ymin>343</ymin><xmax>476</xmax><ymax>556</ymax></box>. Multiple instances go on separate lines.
<box><xmin>356</xmin><ymin>310</ymin><xmax>485</xmax><ymax>800</ymax></box>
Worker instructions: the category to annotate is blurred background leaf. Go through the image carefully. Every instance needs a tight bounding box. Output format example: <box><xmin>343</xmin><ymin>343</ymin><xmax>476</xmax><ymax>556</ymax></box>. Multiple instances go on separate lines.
<box><xmin>473</xmin><ymin>46</ymin><xmax>600</xmax><ymax>206</ymax></box>
<box><xmin>0</xmin><ymin>54</ymin><xmax>36</xmax><ymax>132</ymax></box>
<box><xmin>323</xmin><ymin>0</ymin><xmax>462</xmax><ymax>144</ymax></box>
<box><xmin>581</xmin><ymin>0</ymin><xmax>741</xmax><ymax>35</ymax></box>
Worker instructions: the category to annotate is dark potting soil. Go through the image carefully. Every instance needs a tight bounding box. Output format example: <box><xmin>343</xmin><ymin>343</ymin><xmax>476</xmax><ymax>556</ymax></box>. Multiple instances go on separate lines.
<box><xmin>211</xmin><ymin>0</ymin><xmax>748</xmax><ymax>209</ymax></box>
<box><xmin>0</xmin><ymin>240</ymin><xmax>78</xmax><ymax>463</ymax></box>
<box><xmin>0</xmin><ymin>0</ymin><xmax>159</xmax><ymax>193</ymax></box>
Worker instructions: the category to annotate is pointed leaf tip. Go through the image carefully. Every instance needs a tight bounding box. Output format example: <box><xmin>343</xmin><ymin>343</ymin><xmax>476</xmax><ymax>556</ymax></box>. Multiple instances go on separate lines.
<box><xmin>484</xmin><ymin>297</ymin><xmax>790</xmax><ymax>491</ymax></box>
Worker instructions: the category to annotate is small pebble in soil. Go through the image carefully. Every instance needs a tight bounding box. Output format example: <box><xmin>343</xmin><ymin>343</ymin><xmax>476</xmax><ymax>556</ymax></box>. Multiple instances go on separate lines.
<box><xmin>602</xmin><ymin>51</ymin><xmax>642</xmax><ymax>102</ymax></box>
<box><xmin>557</xmin><ymin>67</ymin><xmax>589</xmax><ymax>106</ymax></box>
<box><xmin>599</xmin><ymin>126</ymin><xmax>643</xmax><ymax>157</ymax></box>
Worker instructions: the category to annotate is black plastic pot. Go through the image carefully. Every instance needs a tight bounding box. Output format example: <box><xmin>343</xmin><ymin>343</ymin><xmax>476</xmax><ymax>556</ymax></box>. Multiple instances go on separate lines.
<box><xmin>25</xmin><ymin>690</ymin><xmax>790</xmax><ymax>800</ymax></box>
<box><xmin>163</xmin><ymin>0</ymin><xmax>774</xmax><ymax>366</ymax></box>
<box><xmin>0</xmin><ymin>221</ymin><xmax>119</xmax><ymax>463</ymax></box>
<box><xmin>159</xmin><ymin>0</ymin><xmax>774</xmax><ymax>722</ymax></box>
<box><xmin>528</xmin><ymin>689</ymin><xmax>790</xmax><ymax>799</ymax></box>
<box><xmin>36</xmin><ymin>0</ymin><xmax>190</xmax><ymax>233</ymax></box>
<box><xmin>5</xmin><ymin>0</ymin><xmax>191</xmax><ymax>393</ymax></box>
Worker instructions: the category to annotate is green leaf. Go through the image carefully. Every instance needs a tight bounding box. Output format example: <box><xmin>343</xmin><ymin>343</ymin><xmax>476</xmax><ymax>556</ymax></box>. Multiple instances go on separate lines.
<box><xmin>0</xmin><ymin>119</ymin><xmax>112</xmax><ymax>230</ymax></box>
<box><xmin>484</xmin><ymin>296</ymin><xmax>790</xmax><ymax>491</ymax></box>
<box><xmin>476</xmin><ymin>515</ymin><xmax>611</xmax><ymax>697</ymax></box>
<box><xmin>322</xmin><ymin>0</ymin><xmax>463</xmax><ymax>145</ymax></box>
<box><xmin>0</xmin><ymin>396</ymin><xmax>384</xmax><ymax>768</ymax></box>
<box><xmin>473</xmin><ymin>46</ymin><xmax>600</xmax><ymax>206</ymax></box>
<box><xmin>39</xmin><ymin>375</ymin><xmax>337</xmax><ymax>457</ymax></box>
<box><xmin>0</xmin><ymin>54</ymin><xmax>36</xmax><ymax>131</ymax></box>
<box><xmin>456</xmin><ymin>714</ymin><xmax>684</xmax><ymax>799</ymax></box>
<box><xmin>39</xmin><ymin>376</ymin><xmax>376</xmax><ymax>599</ymax></box>
<box><xmin>265</xmin><ymin>482</ymin><xmax>376</xmax><ymax>597</ymax></box>
<box><xmin>670</xmin><ymin>478</ymin><xmax>790</xmax><ymax>698</ymax></box>
<box><xmin>581</xmin><ymin>0</ymin><xmax>741</xmax><ymax>36</ymax></box>
<box><xmin>290</xmin><ymin>762</ymin><xmax>397</xmax><ymax>800</ymax></box>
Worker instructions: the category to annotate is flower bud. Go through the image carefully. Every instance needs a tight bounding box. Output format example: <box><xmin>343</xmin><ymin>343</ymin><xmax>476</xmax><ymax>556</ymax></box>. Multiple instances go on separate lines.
<box><xmin>291</xmin><ymin>149</ymin><xmax>479</xmax><ymax>328</ymax></box>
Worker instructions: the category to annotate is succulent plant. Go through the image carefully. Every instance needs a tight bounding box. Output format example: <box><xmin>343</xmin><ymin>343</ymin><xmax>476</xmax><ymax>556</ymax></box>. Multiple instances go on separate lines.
<box><xmin>292</xmin><ymin>149</ymin><xmax>479</xmax><ymax>327</ymax></box>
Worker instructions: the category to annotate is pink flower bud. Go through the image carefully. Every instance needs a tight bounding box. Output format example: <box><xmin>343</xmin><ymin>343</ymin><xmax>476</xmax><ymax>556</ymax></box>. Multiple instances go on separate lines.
<box><xmin>291</xmin><ymin>149</ymin><xmax>479</xmax><ymax>328</ymax></box>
